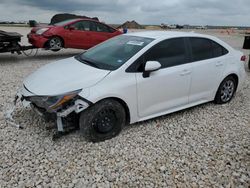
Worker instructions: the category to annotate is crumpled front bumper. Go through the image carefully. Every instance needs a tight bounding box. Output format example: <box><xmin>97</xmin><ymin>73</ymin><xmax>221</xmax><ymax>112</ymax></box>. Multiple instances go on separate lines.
<box><xmin>15</xmin><ymin>85</ymin><xmax>91</xmax><ymax>133</ymax></box>
<box><xmin>27</xmin><ymin>33</ymin><xmax>48</xmax><ymax>48</ymax></box>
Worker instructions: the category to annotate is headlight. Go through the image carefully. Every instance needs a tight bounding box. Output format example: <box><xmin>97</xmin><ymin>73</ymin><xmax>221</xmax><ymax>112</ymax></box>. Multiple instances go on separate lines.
<box><xmin>36</xmin><ymin>28</ymin><xmax>49</xmax><ymax>35</ymax></box>
<box><xmin>48</xmin><ymin>92</ymin><xmax>80</xmax><ymax>110</ymax></box>
<box><xmin>29</xmin><ymin>89</ymin><xmax>82</xmax><ymax>111</ymax></box>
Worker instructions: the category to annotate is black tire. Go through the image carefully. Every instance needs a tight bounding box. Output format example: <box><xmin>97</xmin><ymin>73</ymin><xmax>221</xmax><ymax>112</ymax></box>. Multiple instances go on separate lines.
<box><xmin>47</xmin><ymin>37</ymin><xmax>63</xmax><ymax>52</ymax></box>
<box><xmin>214</xmin><ymin>76</ymin><xmax>237</xmax><ymax>104</ymax></box>
<box><xmin>79</xmin><ymin>99</ymin><xmax>126</xmax><ymax>142</ymax></box>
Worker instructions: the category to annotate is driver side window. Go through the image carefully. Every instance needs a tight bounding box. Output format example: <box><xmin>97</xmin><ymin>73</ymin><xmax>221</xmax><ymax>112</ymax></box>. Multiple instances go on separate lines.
<box><xmin>145</xmin><ymin>38</ymin><xmax>188</xmax><ymax>69</ymax></box>
<box><xmin>71</xmin><ymin>21</ymin><xmax>91</xmax><ymax>31</ymax></box>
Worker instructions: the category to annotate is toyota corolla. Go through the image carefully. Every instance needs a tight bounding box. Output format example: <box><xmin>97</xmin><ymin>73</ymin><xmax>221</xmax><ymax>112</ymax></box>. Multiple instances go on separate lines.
<box><xmin>18</xmin><ymin>31</ymin><xmax>246</xmax><ymax>142</ymax></box>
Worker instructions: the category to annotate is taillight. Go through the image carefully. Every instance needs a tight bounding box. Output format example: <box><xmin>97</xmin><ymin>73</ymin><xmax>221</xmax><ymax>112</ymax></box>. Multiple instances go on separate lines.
<box><xmin>241</xmin><ymin>55</ymin><xmax>246</xmax><ymax>62</ymax></box>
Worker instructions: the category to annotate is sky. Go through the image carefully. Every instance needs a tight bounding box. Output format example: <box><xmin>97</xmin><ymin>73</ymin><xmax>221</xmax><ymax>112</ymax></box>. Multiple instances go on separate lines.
<box><xmin>0</xmin><ymin>0</ymin><xmax>250</xmax><ymax>26</ymax></box>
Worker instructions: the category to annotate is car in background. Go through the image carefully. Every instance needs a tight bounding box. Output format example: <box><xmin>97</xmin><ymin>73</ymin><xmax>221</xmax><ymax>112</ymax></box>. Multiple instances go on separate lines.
<box><xmin>19</xmin><ymin>31</ymin><xmax>246</xmax><ymax>142</ymax></box>
<box><xmin>27</xmin><ymin>18</ymin><xmax>122</xmax><ymax>51</ymax></box>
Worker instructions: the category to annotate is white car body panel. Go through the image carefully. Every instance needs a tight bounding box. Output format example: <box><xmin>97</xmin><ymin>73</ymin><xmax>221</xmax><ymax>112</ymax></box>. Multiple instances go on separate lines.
<box><xmin>23</xmin><ymin>57</ymin><xmax>110</xmax><ymax>96</ymax></box>
<box><xmin>188</xmin><ymin>56</ymin><xmax>226</xmax><ymax>103</ymax></box>
<box><xmin>21</xmin><ymin>31</ymin><xmax>246</xmax><ymax>125</ymax></box>
<box><xmin>136</xmin><ymin>63</ymin><xmax>192</xmax><ymax>117</ymax></box>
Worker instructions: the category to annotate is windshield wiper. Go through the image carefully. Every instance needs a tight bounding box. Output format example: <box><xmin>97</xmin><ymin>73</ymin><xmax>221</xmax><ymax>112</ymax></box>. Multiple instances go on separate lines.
<box><xmin>82</xmin><ymin>58</ymin><xmax>100</xmax><ymax>68</ymax></box>
<box><xmin>75</xmin><ymin>55</ymin><xmax>100</xmax><ymax>68</ymax></box>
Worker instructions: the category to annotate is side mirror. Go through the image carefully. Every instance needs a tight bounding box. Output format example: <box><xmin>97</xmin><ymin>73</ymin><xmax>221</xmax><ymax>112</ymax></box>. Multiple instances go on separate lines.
<box><xmin>143</xmin><ymin>61</ymin><xmax>161</xmax><ymax>78</ymax></box>
<box><xmin>69</xmin><ymin>26</ymin><xmax>75</xmax><ymax>31</ymax></box>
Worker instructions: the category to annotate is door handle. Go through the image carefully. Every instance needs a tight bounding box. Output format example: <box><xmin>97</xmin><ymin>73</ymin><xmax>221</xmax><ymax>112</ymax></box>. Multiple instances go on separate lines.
<box><xmin>216</xmin><ymin>61</ymin><xmax>223</xmax><ymax>67</ymax></box>
<box><xmin>180</xmin><ymin>69</ymin><xmax>191</xmax><ymax>76</ymax></box>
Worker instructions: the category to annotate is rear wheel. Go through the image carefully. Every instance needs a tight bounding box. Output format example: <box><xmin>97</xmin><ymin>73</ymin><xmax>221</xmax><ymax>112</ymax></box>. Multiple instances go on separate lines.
<box><xmin>214</xmin><ymin>76</ymin><xmax>237</xmax><ymax>104</ymax></box>
<box><xmin>79</xmin><ymin>99</ymin><xmax>126</xmax><ymax>142</ymax></box>
<box><xmin>47</xmin><ymin>37</ymin><xmax>63</xmax><ymax>52</ymax></box>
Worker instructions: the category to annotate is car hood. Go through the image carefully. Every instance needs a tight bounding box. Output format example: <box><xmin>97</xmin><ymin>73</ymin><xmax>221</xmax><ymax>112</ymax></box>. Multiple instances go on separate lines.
<box><xmin>23</xmin><ymin>57</ymin><xmax>110</xmax><ymax>96</ymax></box>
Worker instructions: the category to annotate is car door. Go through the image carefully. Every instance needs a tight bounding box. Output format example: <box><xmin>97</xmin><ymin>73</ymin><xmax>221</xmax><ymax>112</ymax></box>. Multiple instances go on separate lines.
<box><xmin>89</xmin><ymin>22</ymin><xmax>114</xmax><ymax>46</ymax></box>
<box><xmin>187</xmin><ymin>37</ymin><xmax>228</xmax><ymax>103</ymax></box>
<box><xmin>135</xmin><ymin>38</ymin><xmax>192</xmax><ymax>118</ymax></box>
<box><xmin>66</xmin><ymin>20</ymin><xmax>92</xmax><ymax>49</ymax></box>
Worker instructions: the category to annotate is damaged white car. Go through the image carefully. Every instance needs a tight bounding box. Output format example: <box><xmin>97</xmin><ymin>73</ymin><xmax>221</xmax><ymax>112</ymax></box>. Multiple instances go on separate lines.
<box><xmin>16</xmin><ymin>31</ymin><xmax>246</xmax><ymax>142</ymax></box>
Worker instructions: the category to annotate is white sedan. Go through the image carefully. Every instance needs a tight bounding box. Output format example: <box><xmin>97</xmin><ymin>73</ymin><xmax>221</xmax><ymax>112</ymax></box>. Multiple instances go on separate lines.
<box><xmin>18</xmin><ymin>31</ymin><xmax>246</xmax><ymax>142</ymax></box>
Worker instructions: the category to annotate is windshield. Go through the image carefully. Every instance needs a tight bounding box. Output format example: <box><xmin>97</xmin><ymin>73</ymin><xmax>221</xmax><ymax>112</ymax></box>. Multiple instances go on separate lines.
<box><xmin>76</xmin><ymin>35</ymin><xmax>154</xmax><ymax>70</ymax></box>
<box><xmin>53</xmin><ymin>19</ymin><xmax>79</xmax><ymax>26</ymax></box>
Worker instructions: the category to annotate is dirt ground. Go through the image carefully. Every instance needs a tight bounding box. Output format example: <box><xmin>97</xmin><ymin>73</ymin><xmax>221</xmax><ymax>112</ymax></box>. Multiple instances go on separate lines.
<box><xmin>0</xmin><ymin>26</ymin><xmax>249</xmax><ymax>187</ymax></box>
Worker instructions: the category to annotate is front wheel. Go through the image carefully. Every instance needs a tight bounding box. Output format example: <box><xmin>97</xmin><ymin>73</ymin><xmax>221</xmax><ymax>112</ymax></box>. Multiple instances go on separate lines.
<box><xmin>47</xmin><ymin>37</ymin><xmax>63</xmax><ymax>51</ymax></box>
<box><xmin>214</xmin><ymin>76</ymin><xmax>237</xmax><ymax>104</ymax></box>
<box><xmin>79</xmin><ymin>99</ymin><xmax>126</xmax><ymax>142</ymax></box>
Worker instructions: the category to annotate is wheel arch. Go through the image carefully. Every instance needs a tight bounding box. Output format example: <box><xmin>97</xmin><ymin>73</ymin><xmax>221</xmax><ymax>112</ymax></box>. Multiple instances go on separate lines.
<box><xmin>95</xmin><ymin>97</ymin><xmax>131</xmax><ymax>125</ymax></box>
<box><xmin>223</xmin><ymin>73</ymin><xmax>239</xmax><ymax>90</ymax></box>
<box><xmin>214</xmin><ymin>73</ymin><xmax>239</xmax><ymax>101</ymax></box>
<box><xmin>44</xmin><ymin>35</ymin><xmax>65</xmax><ymax>48</ymax></box>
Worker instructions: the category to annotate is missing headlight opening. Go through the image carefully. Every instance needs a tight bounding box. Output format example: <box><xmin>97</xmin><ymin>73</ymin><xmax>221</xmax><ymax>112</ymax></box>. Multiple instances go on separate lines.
<box><xmin>7</xmin><ymin>90</ymin><xmax>91</xmax><ymax>140</ymax></box>
<box><xmin>54</xmin><ymin>99</ymin><xmax>90</xmax><ymax>139</ymax></box>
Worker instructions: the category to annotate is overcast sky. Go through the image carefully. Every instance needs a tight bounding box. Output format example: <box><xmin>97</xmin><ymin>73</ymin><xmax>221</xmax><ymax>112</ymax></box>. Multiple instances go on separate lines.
<box><xmin>1</xmin><ymin>0</ymin><xmax>250</xmax><ymax>26</ymax></box>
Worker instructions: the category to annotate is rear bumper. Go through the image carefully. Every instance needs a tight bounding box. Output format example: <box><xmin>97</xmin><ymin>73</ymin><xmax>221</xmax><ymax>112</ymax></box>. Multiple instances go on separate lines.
<box><xmin>27</xmin><ymin>33</ymin><xmax>48</xmax><ymax>48</ymax></box>
<box><xmin>238</xmin><ymin>63</ymin><xmax>247</xmax><ymax>91</ymax></box>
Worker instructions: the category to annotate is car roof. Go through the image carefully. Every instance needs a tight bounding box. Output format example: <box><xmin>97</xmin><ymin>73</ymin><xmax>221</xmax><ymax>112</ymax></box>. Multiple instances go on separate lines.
<box><xmin>68</xmin><ymin>18</ymin><xmax>98</xmax><ymax>22</ymax></box>
<box><xmin>65</xmin><ymin>18</ymin><xmax>117</xmax><ymax>29</ymax></box>
<box><xmin>126</xmin><ymin>31</ymin><xmax>213</xmax><ymax>40</ymax></box>
<box><xmin>125</xmin><ymin>30</ymin><xmax>234</xmax><ymax>53</ymax></box>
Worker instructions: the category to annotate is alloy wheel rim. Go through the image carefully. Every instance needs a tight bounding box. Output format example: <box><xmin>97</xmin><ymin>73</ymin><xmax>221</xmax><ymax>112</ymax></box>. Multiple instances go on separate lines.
<box><xmin>49</xmin><ymin>38</ymin><xmax>62</xmax><ymax>49</ymax></box>
<box><xmin>220</xmin><ymin>80</ymin><xmax>235</xmax><ymax>102</ymax></box>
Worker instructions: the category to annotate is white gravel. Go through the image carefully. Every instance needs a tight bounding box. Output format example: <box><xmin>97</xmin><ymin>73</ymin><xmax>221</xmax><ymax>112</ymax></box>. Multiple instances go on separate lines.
<box><xmin>0</xmin><ymin>27</ymin><xmax>249</xmax><ymax>187</ymax></box>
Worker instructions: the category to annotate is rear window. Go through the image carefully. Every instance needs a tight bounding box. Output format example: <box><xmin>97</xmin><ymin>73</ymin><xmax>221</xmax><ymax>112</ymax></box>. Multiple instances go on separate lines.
<box><xmin>189</xmin><ymin>37</ymin><xmax>228</xmax><ymax>62</ymax></box>
<box><xmin>212</xmin><ymin>41</ymin><xmax>228</xmax><ymax>57</ymax></box>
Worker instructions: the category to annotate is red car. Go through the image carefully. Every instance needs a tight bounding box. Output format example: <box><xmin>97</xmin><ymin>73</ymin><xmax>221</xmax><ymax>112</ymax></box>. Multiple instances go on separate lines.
<box><xmin>28</xmin><ymin>19</ymin><xmax>122</xmax><ymax>51</ymax></box>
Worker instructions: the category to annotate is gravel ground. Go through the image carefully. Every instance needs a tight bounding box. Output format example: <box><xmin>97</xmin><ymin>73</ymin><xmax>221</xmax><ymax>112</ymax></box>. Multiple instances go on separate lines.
<box><xmin>0</xmin><ymin>27</ymin><xmax>250</xmax><ymax>187</ymax></box>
